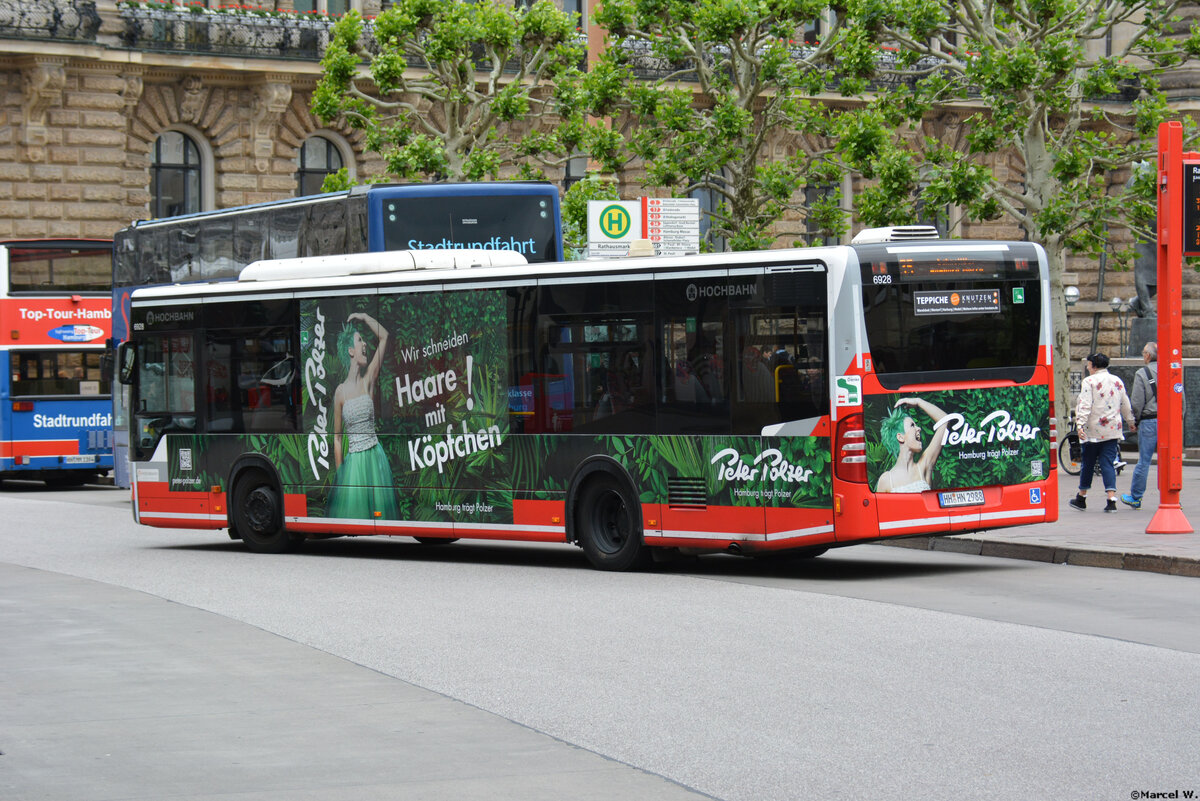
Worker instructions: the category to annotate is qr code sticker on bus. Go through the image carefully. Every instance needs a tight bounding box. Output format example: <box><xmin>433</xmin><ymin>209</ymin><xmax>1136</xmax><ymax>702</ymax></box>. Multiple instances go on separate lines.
<box><xmin>1030</xmin><ymin>460</ymin><xmax>1043</xmax><ymax>477</ymax></box>
<box><xmin>179</xmin><ymin>449</ymin><xmax>193</xmax><ymax>472</ymax></box>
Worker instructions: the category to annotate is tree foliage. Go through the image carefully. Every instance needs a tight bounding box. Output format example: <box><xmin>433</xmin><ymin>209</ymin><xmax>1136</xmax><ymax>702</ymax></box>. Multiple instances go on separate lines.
<box><xmin>312</xmin><ymin>0</ymin><xmax>585</xmax><ymax>181</ymax></box>
<box><xmin>837</xmin><ymin>0</ymin><xmax>1199</xmax><ymax>415</ymax></box>
<box><xmin>560</xmin><ymin>175</ymin><xmax>621</xmax><ymax>257</ymax></box>
<box><xmin>586</xmin><ymin>0</ymin><xmax>858</xmax><ymax>251</ymax></box>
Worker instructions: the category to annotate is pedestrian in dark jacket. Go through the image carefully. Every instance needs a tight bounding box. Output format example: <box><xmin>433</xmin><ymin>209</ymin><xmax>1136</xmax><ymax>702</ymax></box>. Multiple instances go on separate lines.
<box><xmin>1122</xmin><ymin>342</ymin><xmax>1158</xmax><ymax>509</ymax></box>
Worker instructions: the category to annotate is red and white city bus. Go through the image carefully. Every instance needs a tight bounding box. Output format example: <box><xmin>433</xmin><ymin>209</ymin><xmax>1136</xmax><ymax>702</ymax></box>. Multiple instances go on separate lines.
<box><xmin>117</xmin><ymin>230</ymin><xmax>1057</xmax><ymax>569</ymax></box>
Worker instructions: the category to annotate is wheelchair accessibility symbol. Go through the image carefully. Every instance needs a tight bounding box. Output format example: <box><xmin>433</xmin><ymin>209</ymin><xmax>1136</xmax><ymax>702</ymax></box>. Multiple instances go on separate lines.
<box><xmin>1029</xmin><ymin>488</ymin><xmax>1042</xmax><ymax>505</ymax></box>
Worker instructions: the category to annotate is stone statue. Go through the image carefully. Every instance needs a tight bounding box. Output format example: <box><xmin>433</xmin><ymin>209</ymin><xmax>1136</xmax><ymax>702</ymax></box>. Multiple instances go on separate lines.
<box><xmin>1127</xmin><ymin>161</ymin><xmax>1157</xmax><ymax>319</ymax></box>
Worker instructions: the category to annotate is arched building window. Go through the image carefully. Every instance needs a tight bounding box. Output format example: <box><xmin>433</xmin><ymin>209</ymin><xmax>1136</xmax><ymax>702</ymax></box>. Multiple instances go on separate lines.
<box><xmin>151</xmin><ymin>131</ymin><xmax>201</xmax><ymax>219</ymax></box>
<box><xmin>296</xmin><ymin>135</ymin><xmax>345</xmax><ymax>196</ymax></box>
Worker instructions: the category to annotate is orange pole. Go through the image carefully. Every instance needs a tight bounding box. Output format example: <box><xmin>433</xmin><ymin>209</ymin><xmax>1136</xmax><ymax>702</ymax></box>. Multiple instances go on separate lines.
<box><xmin>1146</xmin><ymin>121</ymin><xmax>1193</xmax><ymax>534</ymax></box>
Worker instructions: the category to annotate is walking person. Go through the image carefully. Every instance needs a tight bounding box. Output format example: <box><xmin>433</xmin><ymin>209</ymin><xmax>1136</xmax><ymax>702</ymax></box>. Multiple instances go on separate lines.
<box><xmin>1069</xmin><ymin>352</ymin><xmax>1136</xmax><ymax>512</ymax></box>
<box><xmin>1121</xmin><ymin>342</ymin><xmax>1158</xmax><ymax>509</ymax></box>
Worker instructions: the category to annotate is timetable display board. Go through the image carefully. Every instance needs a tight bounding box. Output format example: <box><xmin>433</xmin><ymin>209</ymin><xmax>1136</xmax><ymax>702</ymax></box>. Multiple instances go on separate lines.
<box><xmin>1185</xmin><ymin>160</ymin><xmax>1200</xmax><ymax>257</ymax></box>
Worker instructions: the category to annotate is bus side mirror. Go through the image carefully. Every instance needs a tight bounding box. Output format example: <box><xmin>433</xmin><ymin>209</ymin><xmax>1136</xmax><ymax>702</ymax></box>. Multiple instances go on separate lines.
<box><xmin>117</xmin><ymin>342</ymin><xmax>136</xmax><ymax>385</ymax></box>
<box><xmin>100</xmin><ymin>338</ymin><xmax>114</xmax><ymax>376</ymax></box>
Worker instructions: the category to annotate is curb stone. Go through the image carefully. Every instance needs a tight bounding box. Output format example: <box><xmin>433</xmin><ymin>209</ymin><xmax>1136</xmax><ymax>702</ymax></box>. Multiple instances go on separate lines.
<box><xmin>884</xmin><ymin>536</ymin><xmax>1200</xmax><ymax>578</ymax></box>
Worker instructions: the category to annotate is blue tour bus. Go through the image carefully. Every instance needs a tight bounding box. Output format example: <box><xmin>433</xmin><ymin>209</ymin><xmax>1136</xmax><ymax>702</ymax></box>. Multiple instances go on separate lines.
<box><xmin>1</xmin><ymin>239</ymin><xmax>114</xmax><ymax>485</ymax></box>
<box><xmin>110</xmin><ymin>182</ymin><xmax>564</xmax><ymax>486</ymax></box>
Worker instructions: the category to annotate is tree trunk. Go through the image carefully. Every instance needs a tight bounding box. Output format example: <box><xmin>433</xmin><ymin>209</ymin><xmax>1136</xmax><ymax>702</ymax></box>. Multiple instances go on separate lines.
<box><xmin>1041</xmin><ymin>235</ymin><xmax>1075</xmax><ymax>430</ymax></box>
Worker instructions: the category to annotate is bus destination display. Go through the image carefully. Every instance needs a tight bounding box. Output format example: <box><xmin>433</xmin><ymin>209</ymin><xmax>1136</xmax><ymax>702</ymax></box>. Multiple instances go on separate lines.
<box><xmin>913</xmin><ymin>289</ymin><xmax>1001</xmax><ymax>315</ymax></box>
<box><xmin>1186</xmin><ymin>160</ymin><xmax>1200</xmax><ymax>257</ymax></box>
<box><xmin>866</xmin><ymin>253</ymin><xmax>1031</xmax><ymax>283</ymax></box>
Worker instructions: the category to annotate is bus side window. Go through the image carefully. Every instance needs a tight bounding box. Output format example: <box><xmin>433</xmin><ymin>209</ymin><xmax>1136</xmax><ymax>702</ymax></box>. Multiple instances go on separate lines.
<box><xmin>234</xmin><ymin>215</ymin><xmax>268</xmax><ymax>267</ymax></box>
<box><xmin>731</xmin><ymin>270</ymin><xmax>829</xmax><ymax>435</ymax></box>
<box><xmin>168</xmin><ymin>222</ymin><xmax>200</xmax><ymax>283</ymax></box>
<box><xmin>203</xmin><ymin>327</ymin><xmax>296</xmax><ymax>434</ymax></box>
<box><xmin>270</xmin><ymin>207</ymin><xmax>306</xmax><ymax>260</ymax></box>
<box><xmin>137</xmin><ymin>334</ymin><xmax>194</xmax><ymax>415</ymax></box>
<box><xmin>200</xmin><ymin>218</ymin><xmax>234</xmax><ymax>281</ymax></box>
<box><xmin>506</xmin><ymin>287</ymin><xmax>538</xmax><ymax>434</ymax></box>
<box><xmin>138</xmin><ymin>229</ymin><xmax>169</xmax><ymax>285</ymax></box>
<box><xmin>307</xmin><ymin>201</ymin><xmax>346</xmax><ymax>255</ymax></box>
<box><xmin>655</xmin><ymin>277</ymin><xmax>730</xmax><ymax>436</ymax></box>
<box><xmin>576</xmin><ymin>318</ymin><xmax>654</xmax><ymax>434</ymax></box>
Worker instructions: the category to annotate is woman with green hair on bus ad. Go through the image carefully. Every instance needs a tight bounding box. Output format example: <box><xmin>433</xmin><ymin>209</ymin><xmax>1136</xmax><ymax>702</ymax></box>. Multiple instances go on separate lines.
<box><xmin>328</xmin><ymin>311</ymin><xmax>399</xmax><ymax>520</ymax></box>
<box><xmin>875</xmin><ymin>397</ymin><xmax>949</xmax><ymax>493</ymax></box>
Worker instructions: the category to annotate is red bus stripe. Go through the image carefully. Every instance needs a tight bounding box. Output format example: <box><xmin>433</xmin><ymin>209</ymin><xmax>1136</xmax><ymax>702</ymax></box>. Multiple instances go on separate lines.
<box><xmin>0</xmin><ymin>440</ymin><xmax>80</xmax><ymax>458</ymax></box>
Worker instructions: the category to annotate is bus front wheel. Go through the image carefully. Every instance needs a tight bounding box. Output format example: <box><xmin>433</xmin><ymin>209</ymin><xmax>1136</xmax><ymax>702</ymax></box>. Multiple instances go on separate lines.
<box><xmin>232</xmin><ymin>470</ymin><xmax>300</xmax><ymax>554</ymax></box>
<box><xmin>576</xmin><ymin>474</ymin><xmax>650</xmax><ymax>571</ymax></box>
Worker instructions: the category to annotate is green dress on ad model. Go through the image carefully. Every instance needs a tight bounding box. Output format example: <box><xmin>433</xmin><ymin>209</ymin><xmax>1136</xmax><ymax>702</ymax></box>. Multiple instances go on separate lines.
<box><xmin>328</xmin><ymin>313</ymin><xmax>400</xmax><ymax>521</ymax></box>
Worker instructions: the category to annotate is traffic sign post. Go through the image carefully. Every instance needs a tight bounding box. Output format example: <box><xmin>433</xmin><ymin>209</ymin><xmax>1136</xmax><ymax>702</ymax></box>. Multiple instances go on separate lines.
<box><xmin>587</xmin><ymin>198</ymin><xmax>700</xmax><ymax>258</ymax></box>
<box><xmin>587</xmin><ymin>201</ymin><xmax>642</xmax><ymax>257</ymax></box>
<box><xmin>1147</xmin><ymin>121</ymin><xmax>1194</xmax><ymax>534</ymax></box>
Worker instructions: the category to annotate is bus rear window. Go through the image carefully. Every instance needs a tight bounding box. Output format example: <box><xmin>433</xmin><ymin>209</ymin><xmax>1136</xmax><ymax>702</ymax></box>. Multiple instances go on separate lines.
<box><xmin>858</xmin><ymin>245</ymin><xmax>1042</xmax><ymax>389</ymax></box>
<box><xmin>7</xmin><ymin>246</ymin><xmax>110</xmax><ymax>293</ymax></box>
<box><xmin>10</xmin><ymin>351</ymin><xmax>111</xmax><ymax>397</ymax></box>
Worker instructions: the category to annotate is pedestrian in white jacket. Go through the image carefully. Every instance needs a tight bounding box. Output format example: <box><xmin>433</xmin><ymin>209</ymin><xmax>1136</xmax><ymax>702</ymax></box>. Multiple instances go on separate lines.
<box><xmin>1069</xmin><ymin>352</ymin><xmax>1135</xmax><ymax>513</ymax></box>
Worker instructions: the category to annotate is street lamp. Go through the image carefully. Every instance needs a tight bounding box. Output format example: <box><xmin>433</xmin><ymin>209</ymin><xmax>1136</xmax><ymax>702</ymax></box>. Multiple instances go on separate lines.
<box><xmin>1110</xmin><ymin>296</ymin><xmax>1131</xmax><ymax>356</ymax></box>
<box><xmin>1064</xmin><ymin>286</ymin><xmax>1080</xmax><ymax>307</ymax></box>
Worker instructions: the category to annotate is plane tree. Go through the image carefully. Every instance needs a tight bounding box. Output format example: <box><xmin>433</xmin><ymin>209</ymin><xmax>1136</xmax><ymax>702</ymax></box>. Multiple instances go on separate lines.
<box><xmin>312</xmin><ymin>0</ymin><xmax>586</xmax><ymax>181</ymax></box>
<box><xmin>836</xmin><ymin>0</ymin><xmax>1200</xmax><ymax>416</ymax></box>
<box><xmin>585</xmin><ymin>0</ymin><xmax>863</xmax><ymax>251</ymax></box>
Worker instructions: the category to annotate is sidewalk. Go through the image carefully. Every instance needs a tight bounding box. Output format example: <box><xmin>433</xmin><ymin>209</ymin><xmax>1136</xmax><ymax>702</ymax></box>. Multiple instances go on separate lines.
<box><xmin>889</xmin><ymin>460</ymin><xmax>1200</xmax><ymax>577</ymax></box>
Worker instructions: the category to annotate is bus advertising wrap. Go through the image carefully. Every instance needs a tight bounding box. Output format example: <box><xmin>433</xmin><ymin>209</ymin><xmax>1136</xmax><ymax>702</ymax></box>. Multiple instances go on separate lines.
<box><xmin>2</xmin><ymin>297</ymin><xmax>112</xmax><ymax>346</ymax></box>
<box><xmin>863</xmin><ymin>386</ymin><xmax>1051</xmax><ymax>493</ymax></box>
<box><xmin>297</xmin><ymin>290</ymin><xmax>508</xmax><ymax>523</ymax></box>
<box><xmin>287</xmin><ymin>291</ymin><xmax>831</xmax><ymax>524</ymax></box>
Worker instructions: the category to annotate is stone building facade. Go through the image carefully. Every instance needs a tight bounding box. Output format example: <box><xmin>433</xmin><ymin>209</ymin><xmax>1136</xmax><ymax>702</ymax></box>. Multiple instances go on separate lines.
<box><xmin>1</xmin><ymin>0</ymin><xmax>1197</xmax><ymax>356</ymax></box>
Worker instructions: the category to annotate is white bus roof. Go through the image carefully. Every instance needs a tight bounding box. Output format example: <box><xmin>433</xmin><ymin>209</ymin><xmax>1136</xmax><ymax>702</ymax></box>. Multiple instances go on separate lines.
<box><xmin>130</xmin><ymin>246</ymin><xmax>851</xmax><ymax>303</ymax></box>
<box><xmin>128</xmin><ymin>241</ymin><xmax>1042</xmax><ymax>305</ymax></box>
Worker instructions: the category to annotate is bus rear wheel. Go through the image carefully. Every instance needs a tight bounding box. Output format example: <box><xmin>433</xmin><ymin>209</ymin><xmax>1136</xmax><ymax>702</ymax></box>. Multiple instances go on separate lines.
<box><xmin>232</xmin><ymin>470</ymin><xmax>300</xmax><ymax>554</ymax></box>
<box><xmin>576</xmin><ymin>474</ymin><xmax>650</xmax><ymax>571</ymax></box>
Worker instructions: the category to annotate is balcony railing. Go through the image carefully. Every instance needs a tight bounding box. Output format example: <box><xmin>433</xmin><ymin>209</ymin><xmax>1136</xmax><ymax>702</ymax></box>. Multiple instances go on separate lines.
<box><xmin>118</xmin><ymin>6</ymin><xmax>580</xmax><ymax>67</ymax></box>
<box><xmin>119</xmin><ymin>6</ymin><xmax>341</xmax><ymax>60</ymax></box>
<box><xmin>0</xmin><ymin>0</ymin><xmax>101</xmax><ymax>43</ymax></box>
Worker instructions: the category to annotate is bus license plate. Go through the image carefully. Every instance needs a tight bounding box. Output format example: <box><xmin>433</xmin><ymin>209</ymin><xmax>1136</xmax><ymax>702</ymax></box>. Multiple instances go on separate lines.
<box><xmin>938</xmin><ymin>490</ymin><xmax>984</xmax><ymax>508</ymax></box>
<box><xmin>64</xmin><ymin>455</ymin><xmax>96</xmax><ymax>464</ymax></box>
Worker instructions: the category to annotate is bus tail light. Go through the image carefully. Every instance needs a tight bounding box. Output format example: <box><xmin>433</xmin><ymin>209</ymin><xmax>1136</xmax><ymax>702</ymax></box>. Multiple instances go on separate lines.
<box><xmin>12</xmin><ymin>401</ymin><xmax>34</xmax><ymax>412</ymax></box>
<box><xmin>835</xmin><ymin>413</ymin><xmax>868</xmax><ymax>484</ymax></box>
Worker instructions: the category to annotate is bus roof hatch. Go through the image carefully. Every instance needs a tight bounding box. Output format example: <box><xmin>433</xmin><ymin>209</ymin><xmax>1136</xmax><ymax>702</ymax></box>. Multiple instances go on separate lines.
<box><xmin>850</xmin><ymin>226</ymin><xmax>940</xmax><ymax>244</ymax></box>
